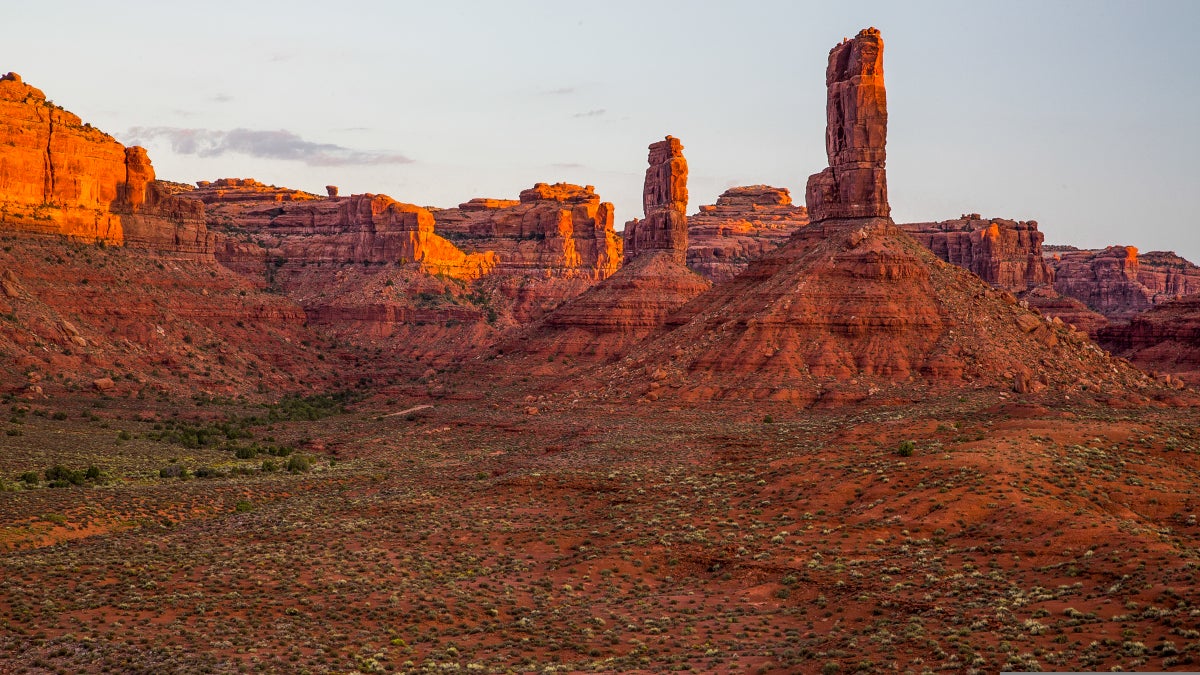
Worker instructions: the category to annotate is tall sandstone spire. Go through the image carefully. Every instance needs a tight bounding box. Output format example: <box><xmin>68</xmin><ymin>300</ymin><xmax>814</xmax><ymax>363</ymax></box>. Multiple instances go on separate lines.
<box><xmin>805</xmin><ymin>27</ymin><xmax>889</xmax><ymax>222</ymax></box>
<box><xmin>623</xmin><ymin>135</ymin><xmax>689</xmax><ymax>262</ymax></box>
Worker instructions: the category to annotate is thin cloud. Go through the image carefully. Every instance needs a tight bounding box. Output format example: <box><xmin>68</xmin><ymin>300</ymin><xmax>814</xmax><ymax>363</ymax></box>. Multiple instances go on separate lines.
<box><xmin>572</xmin><ymin>109</ymin><xmax>606</xmax><ymax>118</ymax></box>
<box><xmin>122</xmin><ymin>127</ymin><xmax>412</xmax><ymax>167</ymax></box>
<box><xmin>551</xmin><ymin>162</ymin><xmax>585</xmax><ymax>169</ymax></box>
<box><xmin>211</xmin><ymin>93</ymin><xmax>234</xmax><ymax>103</ymax></box>
<box><xmin>542</xmin><ymin>86</ymin><xmax>576</xmax><ymax>96</ymax></box>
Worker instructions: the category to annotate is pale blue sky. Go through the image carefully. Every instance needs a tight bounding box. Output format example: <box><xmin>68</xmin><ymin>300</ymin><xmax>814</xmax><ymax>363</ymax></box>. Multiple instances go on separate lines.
<box><xmin>5</xmin><ymin>1</ymin><xmax>1198</xmax><ymax>260</ymax></box>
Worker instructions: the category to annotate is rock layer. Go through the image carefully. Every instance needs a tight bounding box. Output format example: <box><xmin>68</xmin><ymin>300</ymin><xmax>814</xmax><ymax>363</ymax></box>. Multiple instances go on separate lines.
<box><xmin>686</xmin><ymin>186</ymin><xmax>809</xmax><ymax>282</ymax></box>
<box><xmin>431</xmin><ymin>182</ymin><xmax>621</xmax><ymax>280</ymax></box>
<box><xmin>0</xmin><ymin>72</ymin><xmax>212</xmax><ymax>258</ymax></box>
<box><xmin>623</xmin><ymin>136</ymin><xmax>689</xmax><ymax>262</ymax></box>
<box><xmin>898</xmin><ymin>215</ymin><xmax>1052</xmax><ymax>293</ymax></box>
<box><xmin>805</xmin><ymin>29</ymin><xmax>889</xmax><ymax>222</ymax></box>
<box><xmin>1099</xmin><ymin>295</ymin><xmax>1200</xmax><ymax>385</ymax></box>
<box><xmin>1047</xmin><ymin>246</ymin><xmax>1200</xmax><ymax>320</ymax></box>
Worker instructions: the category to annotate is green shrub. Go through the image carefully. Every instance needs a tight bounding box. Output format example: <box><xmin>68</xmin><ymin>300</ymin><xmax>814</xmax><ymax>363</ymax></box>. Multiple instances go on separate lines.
<box><xmin>85</xmin><ymin>465</ymin><xmax>101</xmax><ymax>480</ymax></box>
<box><xmin>261</xmin><ymin>459</ymin><xmax>279</xmax><ymax>473</ymax></box>
<box><xmin>20</xmin><ymin>471</ymin><xmax>39</xmax><ymax>485</ymax></box>
<box><xmin>763</xmin><ymin>414</ymin><xmax>774</xmax><ymax>424</ymax></box>
<box><xmin>286</xmin><ymin>455</ymin><xmax>311</xmax><ymax>474</ymax></box>
<box><xmin>234</xmin><ymin>445</ymin><xmax>257</xmax><ymax>459</ymax></box>
<box><xmin>51</xmin><ymin>411</ymin><xmax>68</xmax><ymax>420</ymax></box>
<box><xmin>234</xmin><ymin>500</ymin><xmax>253</xmax><ymax>513</ymax></box>
<box><xmin>45</xmin><ymin>465</ymin><xmax>84</xmax><ymax>485</ymax></box>
<box><xmin>897</xmin><ymin>440</ymin><xmax>916</xmax><ymax>457</ymax></box>
<box><xmin>193</xmin><ymin>466</ymin><xmax>224</xmax><ymax>479</ymax></box>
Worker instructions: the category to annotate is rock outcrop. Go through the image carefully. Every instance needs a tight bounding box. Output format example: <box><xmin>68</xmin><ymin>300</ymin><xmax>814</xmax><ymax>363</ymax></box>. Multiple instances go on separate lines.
<box><xmin>685</xmin><ymin>185</ymin><xmax>809</xmax><ymax>282</ymax></box>
<box><xmin>805</xmin><ymin>29</ymin><xmax>889</xmax><ymax>222</ymax></box>
<box><xmin>598</xmin><ymin>28</ymin><xmax>1152</xmax><ymax>406</ymax></box>
<box><xmin>431</xmin><ymin>182</ymin><xmax>621</xmax><ymax>280</ymax></box>
<box><xmin>0</xmin><ymin>72</ymin><xmax>212</xmax><ymax>258</ymax></box>
<box><xmin>898</xmin><ymin>215</ymin><xmax>1053</xmax><ymax>293</ymax></box>
<box><xmin>183</xmin><ymin>179</ymin><xmax>496</xmax><ymax>280</ymax></box>
<box><xmin>1099</xmin><ymin>294</ymin><xmax>1200</xmax><ymax>385</ymax></box>
<box><xmin>622</xmin><ymin>136</ymin><xmax>689</xmax><ymax>262</ymax></box>
<box><xmin>1047</xmin><ymin>245</ymin><xmax>1200</xmax><ymax>320</ymax></box>
<box><xmin>500</xmin><ymin>137</ymin><xmax>709</xmax><ymax>361</ymax></box>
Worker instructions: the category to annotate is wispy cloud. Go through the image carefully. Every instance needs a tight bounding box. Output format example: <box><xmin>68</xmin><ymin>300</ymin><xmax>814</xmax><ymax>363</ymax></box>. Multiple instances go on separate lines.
<box><xmin>551</xmin><ymin>162</ymin><xmax>585</xmax><ymax>169</ymax></box>
<box><xmin>211</xmin><ymin>93</ymin><xmax>234</xmax><ymax>103</ymax></box>
<box><xmin>542</xmin><ymin>86</ymin><xmax>576</xmax><ymax>96</ymax></box>
<box><xmin>572</xmin><ymin>109</ymin><xmax>606</xmax><ymax>118</ymax></box>
<box><xmin>122</xmin><ymin>127</ymin><xmax>412</xmax><ymax>167</ymax></box>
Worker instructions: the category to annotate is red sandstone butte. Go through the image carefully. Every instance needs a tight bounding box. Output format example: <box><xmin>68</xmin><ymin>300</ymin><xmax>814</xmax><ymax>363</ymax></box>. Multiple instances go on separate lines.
<box><xmin>805</xmin><ymin>28</ymin><xmax>889</xmax><ymax>222</ymax></box>
<box><xmin>898</xmin><ymin>215</ymin><xmax>1053</xmax><ymax>293</ymax></box>
<box><xmin>431</xmin><ymin>182</ymin><xmax>622</xmax><ymax>280</ymax></box>
<box><xmin>623</xmin><ymin>136</ymin><xmax>689</xmax><ymax>262</ymax></box>
<box><xmin>0</xmin><ymin>72</ymin><xmax>212</xmax><ymax>258</ymax></box>
<box><xmin>1099</xmin><ymin>294</ymin><xmax>1200</xmax><ymax>385</ymax></box>
<box><xmin>1047</xmin><ymin>245</ymin><xmax>1200</xmax><ymax>320</ymax></box>
<box><xmin>685</xmin><ymin>185</ymin><xmax>809</xmax><ymax>283</ymax></box>
<box><xmin>182</xmin><ymin>179</ymin><xmax>496</xmax><ymax>281</ymax></box>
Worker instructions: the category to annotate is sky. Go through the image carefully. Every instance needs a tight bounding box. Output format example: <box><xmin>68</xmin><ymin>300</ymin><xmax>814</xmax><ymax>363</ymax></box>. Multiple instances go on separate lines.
<box><xmin>4</xmin><ymin>1</ymin><xmax>1199</xmax><ymax>260</ymax></box>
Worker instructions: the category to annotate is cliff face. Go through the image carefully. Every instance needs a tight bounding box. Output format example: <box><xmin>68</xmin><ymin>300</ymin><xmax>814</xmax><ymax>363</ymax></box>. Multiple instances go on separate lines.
<box><xmin>184</xmin><ymin>178</ymin><xmax>496</xmax><ymax>280</ymax></box>
<box><xmin>0</xmin><ymin>72</ymin><xmax>211</xmax><ymax>258</ymax></box>
<box><xmin>431</xmin><ymin>183</ymin><xmax>621</xmax><ymax>280</ymax></box>
<box><xmin>1098</xmin><ymin>294</ymin><xmax>1200</xmax><ymax>385</ymax></box>
<box><xmin>1047</xmin><ymin>245</ymin><xmax>1200</xmax><ymax>320</ymax></box>
<box><xmin>898</xmin><ymin>215</ymin><xmax>1053</xmax><ymax>293</ymax></box>
<box><xmin>685</xmin><ymin>186</ymin><xmax>809</xmax><ymax>283</ymax></box>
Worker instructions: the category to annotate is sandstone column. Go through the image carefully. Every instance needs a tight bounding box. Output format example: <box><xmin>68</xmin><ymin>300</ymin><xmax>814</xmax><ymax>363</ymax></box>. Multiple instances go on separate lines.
<box><xmin>626</xmin><ymin>135</ymin><xmax>689</xmax><ymax>262</ymax></box>
<box><xmin>805</xmin><ymin>27</ymin><xmax>889</xmax><ymax>222</ymax></box>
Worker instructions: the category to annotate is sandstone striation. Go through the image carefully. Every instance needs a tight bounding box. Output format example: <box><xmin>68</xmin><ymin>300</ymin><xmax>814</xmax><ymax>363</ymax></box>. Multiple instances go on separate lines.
<box><xmin>1047</xmin><ymin>245</ymin><xmax>1200</xmax><ymax>320</ymax></box>
<box><xmin>0</xmin><ymin>72</ymin><xmax>212</xmax><ymax>258</ymax></box>
<box><xmin>898</xmin><ymin>215</ymin><xmax>1052</xmax><ymax>293</ymax></box>
<box><xmin>805</xmin><ymin>29</ymin><xmax>889</xmax><ymax>222</ymax></box>
<box><xmin>431</xmin><ymin>182</ymin><xmax>621</xmax><ymax>280</ymax></box>
<box><xmin>183</xmin><ymin>179</ymin><xmax>496</xmax><ymax>280</ymax></box>
<box><xmin>622</xmin><ymin>136</ymin><xmax>689</xmax><ymax>262</ymax></box>
<box><xmin>685</xmin><ymin>185</ymin><xmax>809</xmax><ymax>282</ymax></box>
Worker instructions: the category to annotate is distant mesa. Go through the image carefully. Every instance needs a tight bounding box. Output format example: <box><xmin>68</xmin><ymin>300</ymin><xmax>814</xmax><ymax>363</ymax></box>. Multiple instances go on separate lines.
<box><xmin>898</xmin><ymin>215</ymin><xmax>1053</xmax><ymax>294</ymax></box>
<box><xmin>1046</xmin><ymin>245</ymin><xmax>1200</xmax><ymax>322</ymax></box>
<box><xmin>686</xmin><ymin>185</ymin><xmax>809</xmax><ymax>283</ymax></box>
<box><xmin>431</xmin><ymin>181</ymin><xmax>622</xmax><ymax>281</ymax></box>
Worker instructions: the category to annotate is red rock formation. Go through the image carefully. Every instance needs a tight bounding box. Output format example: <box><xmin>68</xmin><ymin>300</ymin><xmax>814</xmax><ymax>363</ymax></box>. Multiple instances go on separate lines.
<box><xmin>623</xmin><ymin>136</ymin><xmax>689</xmax><ymax>262</ymax></box>
<box><xmin>183</xmin><ymin>179</ymin><xmax>496</xmax><ymax>280</ymax></box>
<box><xmin>1099</xmin><ymin>294</ymin><xmax>1200</xmax><ymax>384</ymax></box>
<box><xmin>499</xmin><ymin>137</ymin><xmax>709</xmax><ymax>362</ymax></box>
<box><xmin>805</xmin><ymin>29</ymin><xmax>889</xmax><ymax>222</ymax></box>
<box><xmin>898</xmin><ymin>215</ymin><xmax>1053</xmax><ymax>293</ymax></box>
<box><xmin>1047</xmin><ymin>245</ymin><xmax>1200</xmax><ymax>320</ymax></box>
<box><xmin>686</xmin><ymin>185</ymin><xmax>809</xmax><ymax>282</ymax></box>
<box><xmin>0</xmin><ymin>72</ymin><xmax>212</xmax><ymax>258</ymax></box>
<box><xmin>1021</xmin><ymin>285</ymin><xmax>1109</xmax><ymax>335</ymax></box>
<box><xmin>431</xmin><ymin>182</ymin><xmax>621</xmax><ymax>280</ymax></box>
<box><xmin>589</xmin><ymin>28</ymin><xmax>1152</xmax><ymax>406</ymax></box>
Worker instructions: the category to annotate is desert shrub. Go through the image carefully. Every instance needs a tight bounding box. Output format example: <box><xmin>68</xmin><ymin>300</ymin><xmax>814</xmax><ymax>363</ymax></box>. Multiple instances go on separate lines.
<box><xmin>44</xmin><ymin>465</ymin><xmax>84</xmax><ymax>485</ymax></box>
<box><xmin>50</xmin><ymin>411</ymin><xmax>67</xmax><ymax>420</ymax></box>
<box><xmin>763</xmin><ymin>414</ymin><xmax>774</xmax><ymax>424</ymax></box>
<box><xmin>234</xmin><ymin>445</ymin><xmax>257</xmax><ymax>459</ymax></box>
<box><xmin>234</xmin><ymin>500</ymin><xmax>253</xmax><ymax>513</ymax></box>
<box><xmin>261</xmin><ymin>459</ymin><xmax>279</xmax><ymax>473</ymax></box>
<box><xmin>159</xmin><ymin>464</ymin><xmax>185</xmax><ymax>479</ymax></box>
<box><xmin>286</xmin><ymin>455</ymin><xmax>312</xmax><ymax>474</ymax></box>
<box><xmin>20</xmin><ymin>471</ymin><xmax>39</xmax><ymax>485</ymax></box>
<box><xmin>116</xmin><ymin>430</ymin><xmax>132</xmax><ymax>441</ymax></box>
<box><xmin>897</xmin><ymin>440</ymin><xmax>916</xmax><ymax>457</ymax></box>
<box><xmin>85</xmin><ymin>465</ymin><xmax>101</xmax><ymax>480</ymax></box>
<box><xmin>193</xmin><ymin>466</ymin><xmax>224</xmax><ymax>479</ymax></box>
